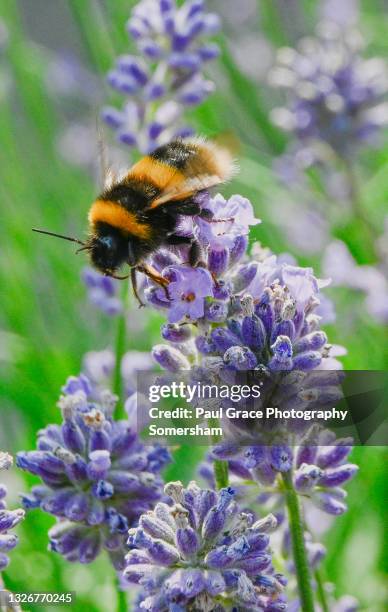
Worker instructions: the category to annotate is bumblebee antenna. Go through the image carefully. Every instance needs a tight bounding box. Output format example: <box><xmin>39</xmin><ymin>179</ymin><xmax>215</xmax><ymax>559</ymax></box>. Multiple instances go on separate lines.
<box><xmin>32</xmin><ymin>228</ymin><xmax>86</xmax><ymax>247</ymax></box>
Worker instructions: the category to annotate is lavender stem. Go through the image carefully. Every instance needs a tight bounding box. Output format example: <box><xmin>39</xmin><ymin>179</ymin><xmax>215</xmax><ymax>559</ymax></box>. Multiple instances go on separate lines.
<box><xmin>282</xmin><ymin>470</ymin><xmax>315</xmax><ymax>612</ymax></box>
<box><xmin>207</xmin><ymin>417</ymin><xmax>229</xmax><ymax>489</ymax></box>
<box><xmin>113</xmin><ymin>279</ymin><xmax>129</xmax><ymax>417</ymax></box>
<box><xmin>116</xmin><ymin>579</ymin><xmax>127</xmax><ymax>612</ymax></box>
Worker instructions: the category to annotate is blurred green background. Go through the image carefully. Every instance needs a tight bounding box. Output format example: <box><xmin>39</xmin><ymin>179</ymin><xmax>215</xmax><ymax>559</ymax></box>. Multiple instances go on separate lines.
<box><xmin>0</xmin><ymin>1</ymin><xmax>387</xmax><ymax>610</ymax></box>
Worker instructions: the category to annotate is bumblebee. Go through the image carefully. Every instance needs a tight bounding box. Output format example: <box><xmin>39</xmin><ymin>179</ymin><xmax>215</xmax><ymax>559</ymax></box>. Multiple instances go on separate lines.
<box><xmin>33</xmin><ymin>138</ymin><xmax>235</xmax><ymax>303</ymax></box>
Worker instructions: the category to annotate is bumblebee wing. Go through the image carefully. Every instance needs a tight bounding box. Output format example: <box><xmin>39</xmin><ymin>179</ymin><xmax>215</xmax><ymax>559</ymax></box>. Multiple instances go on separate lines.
<box><xmin>149</xmin><ymin>174</ymin><xmax>223</xmax><ymax>208</ymax></box>
<box><xmin>132</xmin><ymin>138</ymin><xmax>236</xmax><ymax>210</ymax></box>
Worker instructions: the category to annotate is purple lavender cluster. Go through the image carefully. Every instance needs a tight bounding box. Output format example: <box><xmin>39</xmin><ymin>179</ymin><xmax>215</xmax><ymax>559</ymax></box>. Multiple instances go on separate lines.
<box><xmin>212</xmin><ymin>430</ymin><xmax>358</xmax><ymax>517</ymax></box>
<box><xmin>269</xmin><ymin>21</ymin><xmax>388</xmax><ymax>160</ymax></box>
<box><xmin>146</xmin><ymin>192</ymin><xmax>259</xmax><ymax>327</ymax></box>
<box><xmin>146</xmin><ymin>191</ymin><xmax>341</xmax><ymax>377</ymax></box>
<box><xmin>143</xmin><ymin>190</ymin><xmax>359</xmax><ymax>608</ymax></box>
<box><xmin>102</xmin><ymin>0</ymin><xmax>220</xmax><ymax>153</ymax></box>
<box><xmin>124</xmin><ymin>480</ymin><xmax>286</xmax><ymax>611</ymax></box>
<box><xmin>0</xmin><ymin>452</ymin><xmax>25</xmax><ymax>571</ymax></box>
<box><xmin>16</xmin><ymin>375</ymin><xmax>169</xmax><ymax>570</ymax></box>
<box><xmin>200</xmin><ymin>431</ymin><xmax>358</xmax><ymax>611</ymax></box>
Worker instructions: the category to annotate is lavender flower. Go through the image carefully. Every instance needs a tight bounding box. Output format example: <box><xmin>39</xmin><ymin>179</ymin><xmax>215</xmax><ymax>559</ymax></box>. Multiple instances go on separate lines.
<box><xmin>147</xmin><ymin>193</ymin><xmax>342</xmax><ymax>374</ymax></box>
<box><xmin>202</xmin><ymin>433</ymin><xmax>357</xmax><ymax>609</ymax></box>
<box><xmin>16</xmin><ymin>375</ymin><xmax>170</xmax><ymax>570</ymax></box>
<box><xmin>164</xmin><ymin>266</ymin><xmax>214</xmax><ymax>324</ymax></box>
<box><xmin>145</xmin><ymin>193</ymin><xmax>352</xmax><ymax>513</ymax></box>
<box><xmin>144</xmin><ymin>189</ymin><xmax>356</xmax><ymax>575</ymax></box>
<box><xmin>210</xmin><ymin>429</ymin><xmax>357</xmax><ymax>517</ymax></box>
<box><xmin>0</xmin><ymin>453</ymin><xmax>25</xmax><ymax>571</ymax></box>
<box><xmin>124</xmin><ymin>480</ymin><xmax>286</xmax><ymax>611</ymax></box>
<box><xmin>269</xmin><ymin>21</ymin><xmax>388</xmax><ymax>326</ymax></box>
<box><xmin>269</xmin><ymin>21</ymin><xmax>388</xmax><ymax>160</ymax></box>
<box><xmin>103</xmin><ymin>0</ymin><xmax>221</xmax><ymax>153</ymax></box>
<box><xmin>145</xmin><ymin>192</ymin><xmax>260</xmax><ymax>326</ymax></box>
<box><xmin>82</xmin><ymin>267</ymin><xmax>123</xmax><ymax>316</ymax></box>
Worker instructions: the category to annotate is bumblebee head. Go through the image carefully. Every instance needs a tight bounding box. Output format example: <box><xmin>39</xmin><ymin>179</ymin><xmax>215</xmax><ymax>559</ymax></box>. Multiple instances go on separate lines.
<box><xmin>88</xmin><ymin>230</ymin><xmax>129</xmax><ymax>276</ymax></box>
<box><xmin>31</xmin><ymin>225</ymin><xmax>141</xmax><ymax>281</ymax></box>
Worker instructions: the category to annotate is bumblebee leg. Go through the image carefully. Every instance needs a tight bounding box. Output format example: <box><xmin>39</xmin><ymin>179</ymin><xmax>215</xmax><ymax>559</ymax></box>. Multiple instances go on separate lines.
<box><xmin>199</xmin><ymin>209</ymin><xmax>234</xmax><ymax>224</ymax></box>
<box><xmin>166</xmin><ymin>235</ymin><xmax>206</xmax><ymax>268</ymax></box>
<box><xmin>198</xmin><ymin>208</ymin><xmax>214</xmax><ymax>221</ymax></box>
<box><xmin>188</xmin><ymin>239</ymin><xmax>206</xmax><ymax>268</ymax></box>
<box><xmin>166</xmin><ymin>234</ymin><xmax>193</xmax><ymax>246</ymax></box>
<box><xmin>162</xmin><ymin>200</ymin><xmax>202</xmax><ymax>216</ymax></box>
<box><xmin>137</xmin><ymin>263</ymin><xmax>170</xmax><ymax>300</ymax></box>
<box><xmin>130</xmin><ymin>267</ymin><xmax>145</xmax><ymax>308</ymax></box>
<box><xmin>179</xmin><ymin>201</ymin><xmax>202</xmax><ymax>216</ymax></box>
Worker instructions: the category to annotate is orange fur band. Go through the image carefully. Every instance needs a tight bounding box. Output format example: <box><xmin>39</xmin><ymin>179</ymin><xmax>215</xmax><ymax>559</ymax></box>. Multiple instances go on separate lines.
<box><xmin>88</xmin><ymin>200</ymin><xmax>151</xmax><ymax>239</ymax></box>
<box><xmin>129</xmin><ymin>156</ymin><xmax>185</xmax><ymax>191</ymax></box>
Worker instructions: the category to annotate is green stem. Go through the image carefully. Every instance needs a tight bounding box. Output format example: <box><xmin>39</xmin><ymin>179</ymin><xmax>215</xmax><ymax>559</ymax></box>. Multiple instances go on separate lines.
<box><xmin>282</xmin><ymin>471</ymin><xmax>315</xmax><ymax>612</ymax></box>
<box><xmin>314</xmin><ymin>569</ymin><xmax>329</xmax><ymax>612</ymax></box>
<box><xmin>116</xmin><ymin>580</ymin><xmax>127</xmax><ymax>612</ymax></box>
<box><xmin>207</xmin><ymin>417</ymin><xmax>229</xmax><ymax>490</ymax></box>
<box><xmin>213</xmin><ymin>458</ymin><xmax>229</xmax><ymax>490</ymax></box>
<box><xmin>113</xmin><ymin>281</ymin><xmax>129</xmax><ymax>418</ymax></box>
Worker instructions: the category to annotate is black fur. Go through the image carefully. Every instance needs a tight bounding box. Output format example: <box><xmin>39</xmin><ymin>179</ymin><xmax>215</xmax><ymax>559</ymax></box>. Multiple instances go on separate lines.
<box><xmin>89</xmin><ymin>224</ymin><xmax>129</xmax><ymax>272</ymax></box>
<box><xmin>149</xmin><ymin>140</ymin><xmax>195</xmax><ymax>169</ymax></box>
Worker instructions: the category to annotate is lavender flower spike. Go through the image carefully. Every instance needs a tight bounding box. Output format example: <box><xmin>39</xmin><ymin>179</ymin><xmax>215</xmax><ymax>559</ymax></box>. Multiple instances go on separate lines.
<box><xmin>207</xmin><ymin>430</ymin><xmax>357</xmax><ymax>517</ymax></box>
<box><xmin>125</xmin><ymin>481</ymin><xmax>285</xmax><ymax>611</ymax></box>
<box><xmin>17</xmin><ymin>374</ymin><xmax>170</xmax><ymax>570</ymax></box>
<box><xmin>269</xmin><ymin>21</ymin><xmax>388</xmax><ymax>160</ymax></box>
<box><xmin>82</xmin><ymin>267</ymin><xmax>123</xmax><ymax>316</ymax></box>
<box><xmin>103</xmin><ymin>0</ymin><xmax>221</xmax><ymax>153</ymax></box>
<box><xmin>0</xmin><ymin>452</ymin><xmax>25</xmax><ymax>571</ymax></box>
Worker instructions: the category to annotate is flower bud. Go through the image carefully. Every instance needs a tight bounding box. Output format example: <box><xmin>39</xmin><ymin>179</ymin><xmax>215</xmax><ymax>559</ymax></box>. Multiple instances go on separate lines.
<box><xmin>161</xmin><ymin>323</ymin><xmax>193</xmax><ymax>343</ymax></box>
<box><xmin>208</xmin><ymin>247</ymin><xmax>229</xmax><ymax>277</ymax></box>
<box><xmin>293</xmin><ymin>350</ymin><xmax>323</xmax><ymax>371</ymax></box>
<box><xmin>152</xmin><ymin>345</ymin><xmax>190</xmax><ymax>371</ymax></box>
<box><xmin>318</xmin><ymin>464</ymin><xmax>358</xmax><ymax>488</ymax></box>
<box><xmin>242</xmin><ymin>315</ymin><xmax>266</xmax><ymax>350</ymax></box>
<box><xmin>224</xmin><ymin>346</ymin><xmax>258</xmax><ymax>370</ymax></box>
<box><xmin>294</xmin><ymin>331</ymin><xmax>328</xmax><ymax>353</ymax></box>
<box><xmin>204</xmin><ymin>300</ymin><xmax>229</xmax><ymax>322</ymax></box>
<box><xmin>211</xmin><ymin>328</ymin><xmax>242</xmax><ymax>353</ymax></box>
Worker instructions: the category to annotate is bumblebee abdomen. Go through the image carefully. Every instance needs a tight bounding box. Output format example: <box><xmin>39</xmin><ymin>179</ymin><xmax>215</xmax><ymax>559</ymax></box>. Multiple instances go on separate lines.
<box><xmin>128</xmin><ymin>153</ymin><xmax>186</xmax><ymax>194</ymax></box>
<box><xmin>127</xmin><ymin>139</ymin><xmax>236</xmax><ymax>208</ymax></box>
<box><xmin>149</xmin><ymin>140</ymin><xmax>194</xmax><ymax>169</ymax></box>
